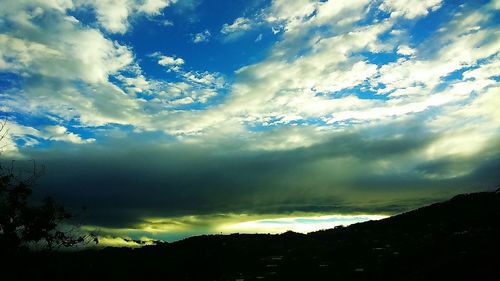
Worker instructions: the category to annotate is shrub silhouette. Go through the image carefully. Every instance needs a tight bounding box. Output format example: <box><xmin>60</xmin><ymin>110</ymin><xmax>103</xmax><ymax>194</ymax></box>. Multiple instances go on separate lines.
<box><xmin>0</xmin><ymin>120</ymin><xmax>94</xmax><ymax>251</ymax></box>
<box><xmin>0</xmin><ymin>170</ymin><xmax>87</xmax><ymax>251</ymax></box>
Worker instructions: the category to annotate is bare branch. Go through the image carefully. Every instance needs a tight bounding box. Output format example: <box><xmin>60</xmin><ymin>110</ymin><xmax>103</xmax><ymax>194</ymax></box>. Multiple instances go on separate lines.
<box><xmin>0</xmin><ymin>117</ymin><xmax>10</xmax><ymax>155</ymax></box>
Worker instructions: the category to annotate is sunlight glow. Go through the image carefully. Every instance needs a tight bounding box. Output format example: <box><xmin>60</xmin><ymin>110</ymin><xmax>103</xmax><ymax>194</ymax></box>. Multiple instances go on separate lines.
<box><xmin>217</xmin><ymin>215</ymin><xmax>388</xmax><ymax>234</ymax></box>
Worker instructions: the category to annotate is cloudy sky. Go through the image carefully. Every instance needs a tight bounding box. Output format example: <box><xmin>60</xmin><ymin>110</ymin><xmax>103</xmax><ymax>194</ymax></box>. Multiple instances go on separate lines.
<box><xmin>1</xmin><ymin>0</ymin><xmax>499</xmax><ymax>244</ymax></box>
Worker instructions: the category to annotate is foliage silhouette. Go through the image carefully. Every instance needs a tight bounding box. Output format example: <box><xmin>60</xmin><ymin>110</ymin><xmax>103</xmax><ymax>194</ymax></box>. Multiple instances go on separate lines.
<box><xmin>0</xmin><ymin>120</ymin><xmax>95</xmax><ymax>252</ymax></box>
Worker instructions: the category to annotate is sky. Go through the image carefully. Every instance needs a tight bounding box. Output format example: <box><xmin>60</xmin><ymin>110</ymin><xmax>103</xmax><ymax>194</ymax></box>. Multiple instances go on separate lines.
<box><xmin>0</xmin><ymin>0</ymin><xmax>499</xmax><ymax>245</ymax></box>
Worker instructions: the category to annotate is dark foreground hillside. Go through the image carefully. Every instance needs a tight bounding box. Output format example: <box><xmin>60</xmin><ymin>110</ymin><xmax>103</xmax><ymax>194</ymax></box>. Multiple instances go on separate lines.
<box><xmin>3</xmin><ymin>190</ymin><xmax>500</xmax><ymax>281</ymax></box>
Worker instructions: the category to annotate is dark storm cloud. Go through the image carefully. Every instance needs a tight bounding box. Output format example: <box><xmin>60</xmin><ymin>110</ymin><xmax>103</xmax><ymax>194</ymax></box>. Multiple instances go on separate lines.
<box><xmin>13</xmin><ymin>120</ymin><xmax>498</xmax><ymax>229</ymax></box>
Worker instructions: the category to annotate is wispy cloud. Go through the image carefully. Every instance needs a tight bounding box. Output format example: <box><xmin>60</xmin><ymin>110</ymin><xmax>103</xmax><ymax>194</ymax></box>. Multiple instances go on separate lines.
<box><xmin>193</xmin><ymin>30</ymin><xmax>211</xmax><ymax>43</ymax></box>
<box><xmin>221</xmin><ymin>17</ymin><xmax>253</xmax><ymax>35</ymax></box>
<box><xmin>79</xmin><ymin>0</ymin><xmax>177</xmax><ymax>33</ymax></box>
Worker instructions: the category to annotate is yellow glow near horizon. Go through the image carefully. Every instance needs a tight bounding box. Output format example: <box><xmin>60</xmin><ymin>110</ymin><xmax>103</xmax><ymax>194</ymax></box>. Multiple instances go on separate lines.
<box><xmin>82</xmin><ymin>214</ymin><xmax>389</xmax><ymax>246</ymax></box>
<box><xmin>95</xmin><ymin>236</ymin><xmax>152</xmax><ymax>248</ymax></box>
<box><xmin>217</xmin><ymin>214</ymin><xmax>388</xmax><ymax>234</ymax></box>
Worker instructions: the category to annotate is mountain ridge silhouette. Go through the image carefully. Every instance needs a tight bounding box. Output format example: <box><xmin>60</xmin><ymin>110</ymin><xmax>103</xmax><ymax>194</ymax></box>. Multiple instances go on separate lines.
<box><xmin>3</xmin><ymin>189</ymin><xmax>500</xmax><ymax>280</ymax></box>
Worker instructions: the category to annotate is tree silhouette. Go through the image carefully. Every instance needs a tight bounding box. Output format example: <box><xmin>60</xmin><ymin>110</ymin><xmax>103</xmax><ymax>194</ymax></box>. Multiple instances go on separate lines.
<box><xmin>0</xmin><ymin>120</ymin><xmax>96</xmax><ymax>251</ymax></box>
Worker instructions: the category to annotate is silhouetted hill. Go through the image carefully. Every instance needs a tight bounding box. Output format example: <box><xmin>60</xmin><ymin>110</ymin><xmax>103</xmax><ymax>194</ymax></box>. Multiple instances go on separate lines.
<box><xmin>3</xmin><ymin>190</ymin><xmax>500</xmax><ymax>281</ymax></box>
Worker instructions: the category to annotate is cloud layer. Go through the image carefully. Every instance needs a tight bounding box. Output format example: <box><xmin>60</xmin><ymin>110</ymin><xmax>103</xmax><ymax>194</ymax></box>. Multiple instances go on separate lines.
<box><xmin>1</xmin><ymin>0</ymin><xmax>499</xmax><ymax>240</ymax></box>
